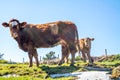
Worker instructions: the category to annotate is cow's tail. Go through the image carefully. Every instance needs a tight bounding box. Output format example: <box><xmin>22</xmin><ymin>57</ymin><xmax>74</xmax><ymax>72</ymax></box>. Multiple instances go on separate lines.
<box><xmin>75</xmin><ymin>27</ymin><xmax>81</xmax><ymax>55</ymax></box>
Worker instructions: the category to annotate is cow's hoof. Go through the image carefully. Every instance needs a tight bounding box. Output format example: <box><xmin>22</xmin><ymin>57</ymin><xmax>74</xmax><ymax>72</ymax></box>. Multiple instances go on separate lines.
<box><xmin>58</xmin><ymin>61</ymin><xmax>63</xmax><ymax>66</ymax></box>
<box><xmin>83</xmin><ymin>60</ymin><xmax>86</xmax><ymax>63</ymax></box>
<box><xmin>58</xmin><ymin>62</ymin><xmax>62</xmax><ymax>66</ymax></box>
<box><xmin>29</xmin><ymin>65</ymin><xmax>33</xmax><ymax>67</ymax></box>
<box><xmin>70</xmin><ymin>64</ymin><xmax>75</xmax><ymax>66</ymax></box>
<box><xmin>88</xmin><ymin>63</ymin><xmax>94</xmax><ymax>67</ymax></box>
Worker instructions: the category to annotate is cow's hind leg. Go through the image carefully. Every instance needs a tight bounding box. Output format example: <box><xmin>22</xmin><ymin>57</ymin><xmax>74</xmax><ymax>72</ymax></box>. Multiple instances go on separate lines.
<box><xmin>65</xmin><ymin>52</ymin><xmax>69</xmax><ymax>64</ymax></box>
<box><xmin>58</xmin><ymin>44</ymin><xmax>69</xmax><ymax>65</ymax></box>
<box><xmin>70</xmin><ymin>52</ymin><xmax>75</xmax><ymax>66</ymax></box>
<box><xmin>69</xmin><ymin>45</ymin><xmax>77</xmax><ymax>66</ymax></box>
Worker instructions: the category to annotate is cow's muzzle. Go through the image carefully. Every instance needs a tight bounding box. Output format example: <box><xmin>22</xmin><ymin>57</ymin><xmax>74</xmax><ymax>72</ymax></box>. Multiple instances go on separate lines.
<box><xmin>12</xmin><ymin>32</ymin><xmax>19</xmax><ymax>38</ymax></box>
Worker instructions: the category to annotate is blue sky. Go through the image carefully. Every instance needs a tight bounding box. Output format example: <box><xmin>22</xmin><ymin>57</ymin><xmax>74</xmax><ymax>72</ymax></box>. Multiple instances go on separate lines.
<box><xmin>0</xmin><ymin>0</ymin><xmax>120</xmax><ymax>62</ymax></box>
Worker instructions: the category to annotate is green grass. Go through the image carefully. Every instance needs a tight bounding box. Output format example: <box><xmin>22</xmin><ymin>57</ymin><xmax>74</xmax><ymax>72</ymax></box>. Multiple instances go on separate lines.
<box><xmin>95</xmin><ymin>60</ymin><xmax>120</xmax><ymax>68</ymax></box>
<box><xmin>0</xmin><ymin>60</ymin><xmax>8</xmax><ymax>64</ymax></box>
<box><xmin>0</xmin><ymin>62</ymin><xmax>87</xmax><ymax>80</ymax></box>
<box><xmin>0</xmin><ymin>76</ymin><xmax>77</xmax><ymax>80</ymax></box>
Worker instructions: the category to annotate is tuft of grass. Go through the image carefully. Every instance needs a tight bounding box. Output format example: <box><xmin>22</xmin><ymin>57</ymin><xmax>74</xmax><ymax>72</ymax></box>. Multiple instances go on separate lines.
<box><xmin>111</xmin><ymin>66</ymin><xmax>120</xmax><ymax>79</ymax></box>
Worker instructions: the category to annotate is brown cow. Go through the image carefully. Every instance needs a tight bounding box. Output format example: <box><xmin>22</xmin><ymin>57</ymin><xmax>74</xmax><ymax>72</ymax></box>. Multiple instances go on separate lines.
<box><xmin>2</xmin><ymin>19</ymin><xmax>80</xmax><ymax>67</ymax></box>
<box><xmin>65</xmin><ymin>37</ymin><xmax>94</xmax><ymax>63</ymax></box>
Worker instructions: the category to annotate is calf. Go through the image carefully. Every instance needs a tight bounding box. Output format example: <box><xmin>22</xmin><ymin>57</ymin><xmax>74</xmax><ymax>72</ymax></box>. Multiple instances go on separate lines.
<box><xmin>65</xmin><ymin>37</ymin><xmax>94</xmax><ymax>63</ymax></box>
<box><xmin>79</xmin><ymin>37</ymin><xmax>94</xmax><ymax>63</ymax></box>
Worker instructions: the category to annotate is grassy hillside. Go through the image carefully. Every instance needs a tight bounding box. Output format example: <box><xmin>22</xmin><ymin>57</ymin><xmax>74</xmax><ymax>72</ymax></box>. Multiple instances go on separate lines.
<box><xmin>95</xmin><ymin>54</ymin><xmax>120</xmax><ymax>68</ymax></box>
<box><xmin>0</xmin><ymin>54</ymin><xmax>120</xmax><ymax>80</ymax></box>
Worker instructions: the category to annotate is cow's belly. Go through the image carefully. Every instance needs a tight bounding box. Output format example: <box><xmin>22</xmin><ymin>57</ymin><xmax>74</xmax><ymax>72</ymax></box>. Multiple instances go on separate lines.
<box><xmin>34</xmin><ymin>39</ymin><xmax>61</xmax><ymax>48</ymax></box>
<box><xmin>30</xmin><ymin>32</ymin><xmax>61</xmax><ymax>48</ymax></box>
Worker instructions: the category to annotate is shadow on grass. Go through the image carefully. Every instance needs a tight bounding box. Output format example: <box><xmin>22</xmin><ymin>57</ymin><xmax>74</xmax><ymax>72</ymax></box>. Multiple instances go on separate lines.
<box><xmin>39</xmin><ymin>65</ymin><xmax>80</xmax><ymax>75</ymax></box>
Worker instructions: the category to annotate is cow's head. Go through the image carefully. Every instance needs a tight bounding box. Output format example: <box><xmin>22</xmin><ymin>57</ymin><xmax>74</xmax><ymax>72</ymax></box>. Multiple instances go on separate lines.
<box><xmin>84</xmin><ymin>37</ymin><xmax>94</xmax><ymax>48</ymax></box>
<box><xmin>2</xmin><ymin>19</ymin><xmax>27</xmax><ymax>39</ymax></box>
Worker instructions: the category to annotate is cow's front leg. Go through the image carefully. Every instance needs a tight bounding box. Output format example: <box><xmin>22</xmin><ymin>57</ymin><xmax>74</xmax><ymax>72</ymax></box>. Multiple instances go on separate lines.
<box><xmin>33</xmin><ymin>49</ymin><xmax>39</xmax><ymax>67</ymax></box>
<box><xmin>82</xmin><ymin>51</ymin><xmax>86</xmax><ymax>62</ymax></box>
<box><xmin>87</xmin><ymin>51</ymin><xmax>93</xmax><ymax>63</ymax></box>
<box><xmin>28</xmin><ymin>52</ymin><xmax>33</xmax><ymax>67</ymax></box>
<box><xmin>28</xmin><ymin>44</ymin><xmax>34</xmax><ymax>67</ymax></box>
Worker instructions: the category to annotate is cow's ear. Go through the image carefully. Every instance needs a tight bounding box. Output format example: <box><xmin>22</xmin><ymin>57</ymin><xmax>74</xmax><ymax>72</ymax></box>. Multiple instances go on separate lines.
<box><xmin>80</xmin><ymin>38</ymin><xmax>84</xmax><ymax>42</ymax></box>
<box><xmin>2</xmin><ymin>22</ymin><xmax>9</xmax><ymax>27</ymax></box>
<box><xmin>81</xmin><ymin>38</ymin><xmax>84</xmax><ymax>41</ymax></box>
<box><xmin>20</xmin><ymin>22</ymin><xmax>27</xmax><ymax>26</ymax></box>
<box><xmin>91</xmin><ymin>38</ymin><xmax>94</xmax><ymax>41</ymax></box>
